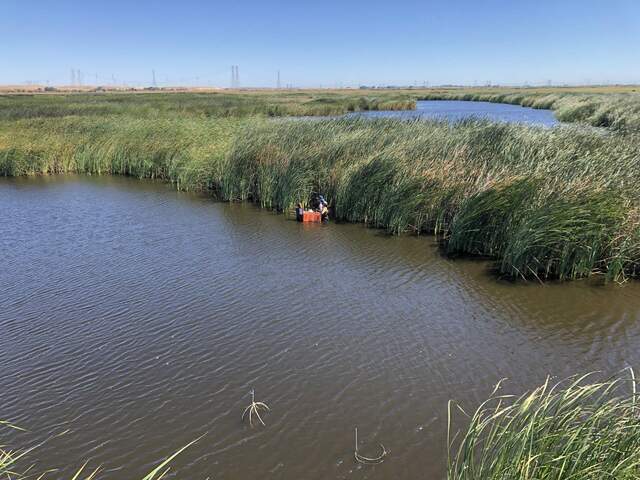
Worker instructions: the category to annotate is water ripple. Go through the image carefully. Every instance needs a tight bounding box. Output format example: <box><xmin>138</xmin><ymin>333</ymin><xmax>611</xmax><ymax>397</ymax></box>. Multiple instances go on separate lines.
<box><xmin>2</xmin><ymin>175</ymin><xmax>640</xmax><ymax>479</ymax></box>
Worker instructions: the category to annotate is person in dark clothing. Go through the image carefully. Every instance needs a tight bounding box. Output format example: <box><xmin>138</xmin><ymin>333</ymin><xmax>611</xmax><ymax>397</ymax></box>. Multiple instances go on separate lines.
<box><xmin>309</xmin><ymin>194</ymin><xmax>320</xmax><ymax>212</ymax></box>
<box><xmin>318</xmin><ymin>195</ymin><xmax>329</xmax><ymax>221</ymax></box>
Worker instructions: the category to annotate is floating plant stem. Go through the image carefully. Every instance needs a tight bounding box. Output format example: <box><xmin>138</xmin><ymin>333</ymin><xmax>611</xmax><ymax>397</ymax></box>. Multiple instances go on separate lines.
<box><xmin>242</xmin><ymin>389</ymin><xmax>270</xmax><ymax>427</ymax></box>
<box><xmin>354</xmin><ymin>427</ymin><xmax>387</xmax><ymax>464</ymax></box>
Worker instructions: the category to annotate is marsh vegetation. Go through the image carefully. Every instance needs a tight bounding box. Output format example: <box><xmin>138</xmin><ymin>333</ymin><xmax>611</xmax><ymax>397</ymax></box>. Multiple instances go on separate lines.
<box><xmin>0</xmin><ymin>90</ymin><xmax>415</xmax><ymax>121</ymax></box>
<box><xmin>3</xmin><ymin>88</ymin><xmax>638</xmax><ymax>281</ymax></box>
<box><xmin>448</xmin><ymin>371</ymin><xmax>640</xmax><ymax>479</ymax></box>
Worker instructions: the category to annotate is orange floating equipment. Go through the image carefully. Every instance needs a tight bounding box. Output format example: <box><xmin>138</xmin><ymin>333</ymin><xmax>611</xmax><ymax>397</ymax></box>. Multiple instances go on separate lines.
<box><xmin>301</xmin><ymin>211</ymin><xmax>322</xmax><ymax>223</ymax></box>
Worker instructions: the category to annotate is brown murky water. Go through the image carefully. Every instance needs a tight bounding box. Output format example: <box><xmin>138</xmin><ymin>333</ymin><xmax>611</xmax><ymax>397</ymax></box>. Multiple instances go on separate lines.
<box><xmin>2</xmin><ymin>175</ymin><xmax>640</xmax><ymax>479</ymax></box>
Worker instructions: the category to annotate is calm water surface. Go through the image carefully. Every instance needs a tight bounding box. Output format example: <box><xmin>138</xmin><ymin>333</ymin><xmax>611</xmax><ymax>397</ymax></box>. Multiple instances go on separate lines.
<box><xmin>349</xmin><ymin>100</ymin><xmax>559</xmax><ymax>126</ymax></box>
<box><xmin>2</xmin><ymin>176</ymin><xmax>639</xmax><ymax>479</ymax></box>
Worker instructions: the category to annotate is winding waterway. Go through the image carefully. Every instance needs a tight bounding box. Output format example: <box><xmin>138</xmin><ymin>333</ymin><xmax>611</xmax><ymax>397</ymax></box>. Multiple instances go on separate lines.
<box><xmin>349</xmin><ymin>99</ymin><xmax>559</xmax><ymax>126</ymax></box>
<box><xmin>2</xmin><ymin>175</ymin><xmax>639</xmax><ymax>479</ymax></box>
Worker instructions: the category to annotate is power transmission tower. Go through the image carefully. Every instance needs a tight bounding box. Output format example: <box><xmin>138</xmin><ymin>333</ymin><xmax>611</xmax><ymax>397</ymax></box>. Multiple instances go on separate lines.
<box><xmin>277</xmin><ymin>70</ymin><xmax>281</xmax><ymax>89</ymax></box>
<box><xmin>152</xmin><ymin>69</ymin><xmax>157</xmax><ymax>87</ymax></box>
<box><xmin>231</xmin><ymin>65</ymin><xmax>239</xmax><ymax>88</ymax></box>
<box><xmin>71</xmin><ymin>69</ymin><xmax>76</xmax><ymax>86</ymax></box>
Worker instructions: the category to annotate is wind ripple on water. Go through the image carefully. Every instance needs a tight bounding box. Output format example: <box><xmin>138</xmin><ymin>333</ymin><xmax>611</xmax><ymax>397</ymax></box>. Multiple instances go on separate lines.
<box><xmin>2</xmin><ymin>176</ymin><xmax>640</xmax><ymax>479</ymax></box>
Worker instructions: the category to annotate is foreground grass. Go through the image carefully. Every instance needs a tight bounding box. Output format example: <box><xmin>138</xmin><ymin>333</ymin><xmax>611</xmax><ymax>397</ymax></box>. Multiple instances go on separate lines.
<box><xmin>0</xmin><ymin>423</ymin><xmax>197</xmax><ymax>479</ymax></box>
<box><xmin>1</xmin><ymin>91</ymin><xmax>640</xmax><ymax>281</ymax></box>
<box><xmin>447</xmin><ymin>371</ymin><xmax>640</xmax><ymax>479</ymax></box>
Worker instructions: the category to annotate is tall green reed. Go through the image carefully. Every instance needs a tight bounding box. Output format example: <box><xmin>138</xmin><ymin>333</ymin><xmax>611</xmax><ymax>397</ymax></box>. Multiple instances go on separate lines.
<box><xmin>222</xmin><ymin>118</ymin><xmax>640</xmax><ymax>281</ymax></box>
<box><xmin>447</xmin><ymin>371</ymin><xmax>640</xmax><ymax>480</ymax></box>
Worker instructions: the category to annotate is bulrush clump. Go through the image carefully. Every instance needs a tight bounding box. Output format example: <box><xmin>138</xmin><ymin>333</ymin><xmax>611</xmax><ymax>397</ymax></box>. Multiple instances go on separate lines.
<box><xmin>447</xmin><ymin>370</ymin><xmax>640</xmax><ymax>480</ymax></box>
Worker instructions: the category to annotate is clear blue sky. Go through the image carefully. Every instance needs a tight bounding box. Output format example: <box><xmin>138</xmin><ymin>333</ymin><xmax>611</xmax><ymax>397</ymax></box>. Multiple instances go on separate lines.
<box><xmin>2</xmin><ymin>0</ymin><xmax>639</xmax><ymax>87</ymax></box>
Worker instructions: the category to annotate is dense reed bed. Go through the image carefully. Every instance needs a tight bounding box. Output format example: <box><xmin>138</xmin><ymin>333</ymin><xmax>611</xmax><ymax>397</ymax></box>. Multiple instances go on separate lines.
<box><xmin>223</xmin><ymin>118</ymin><xmax>640</xmax><ymax>281</ymax></box>
<box><xmin>0</xmin><ymin>115</ymin><xmax>239</xmax><ymax>191</ymax></box>
<box><xmin>0</xmin><ymin>91</ymin><xmax>414</xmax><ymax>120</ymax></box>
<box><xmin>420</xmin><ymin>89</ymin><xmax>640</xmax><ymax>132</ymax></box>
<box><xmin>2</xmin><ymin>90</ymin><xmax>640</xmax><ymax>281</ymax></box>
<box><xmin>447</xmin><ymin>371</ymin><xmax>640</xmax><ymax>479</ymax></box>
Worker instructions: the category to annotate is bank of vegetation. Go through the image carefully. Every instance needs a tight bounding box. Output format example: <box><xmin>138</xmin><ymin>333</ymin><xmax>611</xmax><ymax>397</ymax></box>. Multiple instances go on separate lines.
<box><xmin>1</xmin><ymin>90</ymin><xmax>639</xmax><ymax>281</ymax></box>
<box><xmin>224</xmin><ymin>118</ymin><xmax>640</xmax><ymax>281</ymax></box>
<box><xmin>0</xmin><ymin>90</ymin><xmax>415</xmax><ymax>120</ymax></box>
